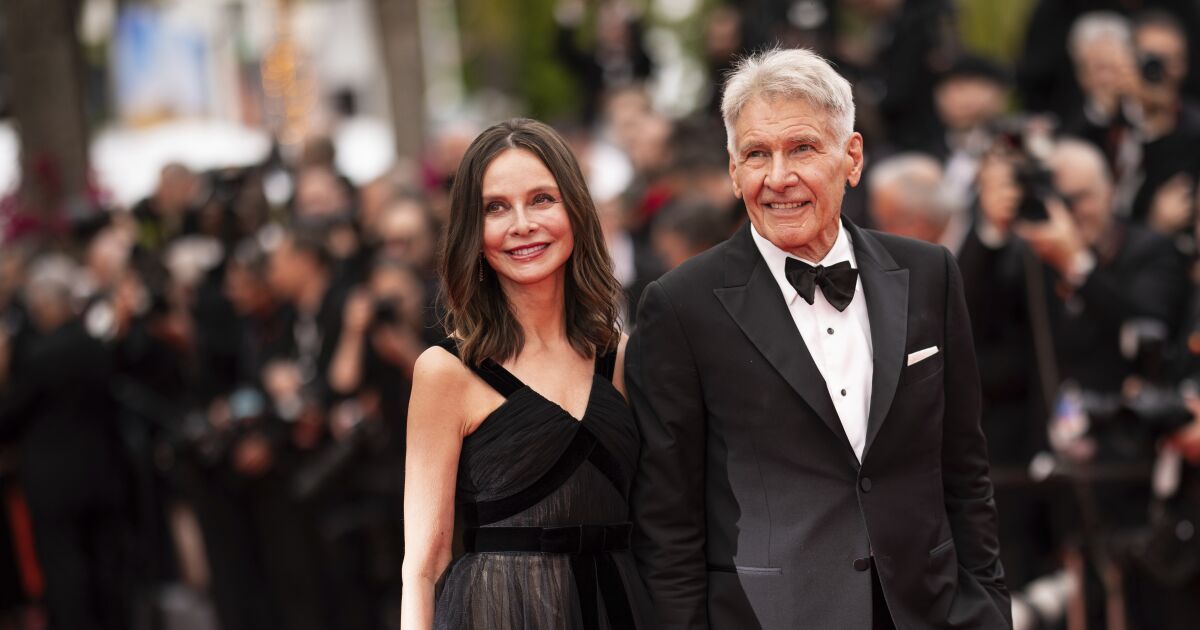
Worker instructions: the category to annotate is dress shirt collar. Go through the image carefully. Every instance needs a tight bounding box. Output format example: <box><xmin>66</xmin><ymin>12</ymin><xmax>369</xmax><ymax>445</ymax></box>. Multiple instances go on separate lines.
<box><xmin>750</xmin><ymin>218</ymin><xmax>858</xmax><ymax>306</ymax></box>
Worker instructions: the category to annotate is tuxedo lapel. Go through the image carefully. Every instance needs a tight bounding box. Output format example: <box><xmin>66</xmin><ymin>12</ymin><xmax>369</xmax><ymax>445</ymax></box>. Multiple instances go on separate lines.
<box><xmin>714</xmin><ymin>225</ymin><xmax>858</xmax><ymax>464</ymax></box>
<box><xmin>846</xmin><ymin>221</ymin><xmax>909</xmax><ymax>459</ymax></box>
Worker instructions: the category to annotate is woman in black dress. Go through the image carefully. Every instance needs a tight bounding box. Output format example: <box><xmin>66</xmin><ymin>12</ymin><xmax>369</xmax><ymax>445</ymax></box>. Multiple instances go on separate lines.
<box><xmin>400</xmin><ymin>119</ymin><xmax>655</xmax><ymax>630</ymax></box>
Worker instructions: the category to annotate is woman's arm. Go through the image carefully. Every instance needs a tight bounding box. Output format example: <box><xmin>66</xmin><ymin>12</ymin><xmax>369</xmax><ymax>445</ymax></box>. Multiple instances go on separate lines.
<box><xmin>400</xmin><ymin>347</ymin><xmax>469</xmax><ymax>629</ymax></box>
<box><xmin>329</xmin><ymin>290</ymin><xmax>372</xmax><ymax>394</ymax></box>
<box><xmin>611</xmin><ymin>333</ymin><xmax>630</xmax><ymax>401</ymax></box>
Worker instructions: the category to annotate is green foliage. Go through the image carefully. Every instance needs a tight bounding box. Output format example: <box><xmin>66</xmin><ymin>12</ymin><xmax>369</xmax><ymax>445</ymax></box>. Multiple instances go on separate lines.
<box><xmin>955</xmin><ymin>0</ymin><xmax>1037</xmax><ymax>63</ymax></box>
<box><xmin>457</xmin><ymin>0</ymin><xmax>578</xmax><ymax>120</ymax></box>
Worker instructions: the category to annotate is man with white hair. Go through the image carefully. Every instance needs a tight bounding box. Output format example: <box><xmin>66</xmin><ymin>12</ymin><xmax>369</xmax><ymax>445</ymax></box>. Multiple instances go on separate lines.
<box><xmin>0</xmin><ymin>254</ymin><xmax>132</xmax><ymax>630</ymax></box>
<box><xmin>627</xmin><ymin>48</ymin><xmax>1010</xmax><ymax>629</ymax></box>
<box><xmin>967</xmin><ymin>137</ymin><xmax>1188</xmax><ymax>628</ymax></box>
<box><xmin>868</xmin><ymin>152</ymin><xmax>966</xmax><ymax>248</ymax></box>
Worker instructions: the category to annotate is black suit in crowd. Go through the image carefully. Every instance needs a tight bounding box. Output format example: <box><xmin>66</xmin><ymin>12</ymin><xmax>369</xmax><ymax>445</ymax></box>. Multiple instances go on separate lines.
<box><xmin>627</xmin><ymin>218</ymin><xmax>1010</xmax><ymax>629</ymax></box>
<box><xmin>957</xmin><ymin>219</ymin><xmax>1188</xmax><ymax>626</ymax></box>
<box><xmin>959</xmin><ymin>221</ymin><xmax>1186</xmax><ymax>398</ymax></box>
<box><xmin>0</xmin><ymin>320</ymin><xmax>131</xmax><ymax>630</ymax></box>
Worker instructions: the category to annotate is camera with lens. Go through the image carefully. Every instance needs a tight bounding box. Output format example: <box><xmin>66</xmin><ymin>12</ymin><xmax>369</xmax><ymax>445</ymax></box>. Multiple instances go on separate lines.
<box><xmin>990</xmin><ymin>115</ymin><xmax>1059</xmax><ymax>223</ymax></box>
<box><xmin>371</xmin><ymin>298</ymin><xmax>402</xmax><ymax>327</ymax></box>
<box><xmin>1140</xmin><ymin>53</ymin><xmax>1168</xmax><ymax>85</ymax></box>
<box><xmin>1067</xmin><ymin>323</ymin><xmax>1194</xmax><ymax>457</ymax></box>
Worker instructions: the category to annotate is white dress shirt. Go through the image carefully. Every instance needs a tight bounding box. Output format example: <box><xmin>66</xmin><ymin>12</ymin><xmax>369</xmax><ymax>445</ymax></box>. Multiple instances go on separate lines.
<box><xmin>751</xmin><ymin>222</ymin><xmax>874</xmax><ymax>461</ymax></box>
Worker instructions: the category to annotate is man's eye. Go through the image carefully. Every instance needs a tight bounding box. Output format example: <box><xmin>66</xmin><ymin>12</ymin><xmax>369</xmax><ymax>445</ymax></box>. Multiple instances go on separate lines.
<box><xmin>746</xmin><ymin>150</ymin><xmax>768</xmax><ymax>159</ymax></box>
<box><xmin>793</xmin><ymin>144</ymin><xmax>813</xmax><ymax>154</ymax></box>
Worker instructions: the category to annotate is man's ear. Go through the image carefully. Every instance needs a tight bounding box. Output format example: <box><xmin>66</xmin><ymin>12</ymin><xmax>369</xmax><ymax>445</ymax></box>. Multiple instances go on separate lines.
<box><xmin>845</xmin><ymin>132</ymin><xmax>865</xmax><ymax>188</ymax></box>
<box><xmin>728</xmin><ymin>152</ymin><xmax>742</xmax><ymax>199</ymax></box>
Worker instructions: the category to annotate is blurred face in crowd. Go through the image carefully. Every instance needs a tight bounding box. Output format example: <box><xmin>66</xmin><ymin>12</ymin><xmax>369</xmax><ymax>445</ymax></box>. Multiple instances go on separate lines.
<box><xmin>480</xmin><ymin>149</ymin><xmax>575</xmax><ymax>290</ymax></box>
<box><xmin>625</xmin><ymin>114</ymin><xmax>672</xmax><ymax>173</ymax></box>
<box><xmin>1136</xmin><ymin>24</ymin><xmax>1188</xmax><ymax>86</ymax></box>
<box><xmin>377</xmin><ymin>200</ymin><xmax>436</xmax><ymax>269</ymax></box>
<box><xmin>935</xmin><ymin>76</ymin><xmax>1007</xmax><ymax>132</ymax></box>
<box><xmin>1074</xmin><ymin>36</ymin><xmax>1137</xmax><ymax>101</ymax></box>
<box><xmin>729</xmin><ymin>96</ymin><xmax>863</xmax><ymax>260</ymax></box>
<box><xmin>85</xmin><ymin>227</ymin><xmax>132</xmax><ymax>290</ymax></box>
<box><xmin>705</xmin><ymin>6</ymin><xmax>741</xmax><ymax>62</ymax></box>
<box><xmin>266</xmin><ymin>239</ymin><xmax>308</xmax><ymax>300</ymax></box>
<box><xmin>652</xmin><ymin>228</ymin><xmax>697</xmax><ymax>271</ymax></box>
<box><xmin>224</xmin><ymin>262</ymin><xmax>272</xmax><ymax>316</ymax></box>
<box><xmin>369</xmin><ymin>264</ymin><xmax>426</xmax><ymax>328</ymax></box>
<box><xmin>1049</xmin><ymin>146</ymin><xmax>1114</xmax><ymax>246</ymax></box>
<box><xmin>1135</xmin><ymin>23</ymin><xmax>1188</xmax><ymax>110</ymax></box>
<box><xmin>294</xmin><ymin>166</ymin><xmax>350</xmax><ymax>218</ymax></box>
<box><xmin>870</xmin><ymin>164</ymin><xmax>947</xmax><ymax>244</ymax></box>
<box><xmin>155</xmin><ymin>164</ymin><xmax>199</xmax><ymax>215</ymax></box>
<box><xmin>25</xmin><ymin>287</ymin><xmax>72</xmax><ymax>333</ymax></box>
<box><xmin>604</xmin><ymin>87</ymin><xmax>653</xmax><ymax>153</ymax></box>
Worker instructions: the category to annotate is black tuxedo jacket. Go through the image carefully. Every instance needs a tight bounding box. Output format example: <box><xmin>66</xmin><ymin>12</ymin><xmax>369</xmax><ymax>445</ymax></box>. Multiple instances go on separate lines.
<box><xmin>627</xmin><ymin>219</ymin><xmax>1011</xmax><ymax>629</ymax></box>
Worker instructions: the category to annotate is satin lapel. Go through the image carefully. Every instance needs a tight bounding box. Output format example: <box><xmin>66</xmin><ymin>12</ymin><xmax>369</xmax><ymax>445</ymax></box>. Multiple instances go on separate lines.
<box><xmin>847</xmin><ymin>221</ymin><xmax>909</xmax><ymax>459</ymax></box>
<box><xmin>714</xmin><ymin>227</ymin><xmax>856</xmax><ymax>461</ymax></box>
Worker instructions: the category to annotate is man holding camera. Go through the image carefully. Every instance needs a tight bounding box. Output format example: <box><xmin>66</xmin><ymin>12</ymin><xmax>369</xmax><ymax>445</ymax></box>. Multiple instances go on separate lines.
<box><xmin>964</xmin><ymin>137</ymin><xmax>1188</xmax><ymax>627</ymax></box>
<box><xmin>1063</xmin><ymin>10</ymin><xmax>1200</xmax><ymax>230</ymax></box>
<box><xmin>968</xmin><ymin>138</ymin><xmax>1186</xmax><ymax>396</ymax></box>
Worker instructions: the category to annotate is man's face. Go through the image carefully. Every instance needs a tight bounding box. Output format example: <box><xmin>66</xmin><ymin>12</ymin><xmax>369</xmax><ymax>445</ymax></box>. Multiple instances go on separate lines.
<box><xmin>377</xmin><ymin>203</ymin><xmax>435</xmax><ymax>267</ymax></box>
<box><xmin>728</xmin><ymin>96</ymin><xmax>863</xmax><ymax>259</ymax></box>
<box><xmin>934</xmin><ymin>77</ymin><xmax>1006</xmax><ymax>131</ymax></box>
<box><xmin>1051</xmin><ymin>156</ymin><xmax>1113</xmax><ymax>246</ymax></box>
<box><xmin>870</xmin><ymin>169</ymin><xmax>947</xmax><ymax>244</ymax></box>
<box><xmin>1075</xmin><ymin>37</ymin><xmax>1136</xmax><ymax>99</ymax></box>
<box><xmin>266</xmin><ymin>241</ymin><xmax>301</xmax><ymax>299</ymax></box>
<box><xmin>1136</xmin><ymin>25</ymin><xmax>1187</xmax><ymax>87</ymax></box>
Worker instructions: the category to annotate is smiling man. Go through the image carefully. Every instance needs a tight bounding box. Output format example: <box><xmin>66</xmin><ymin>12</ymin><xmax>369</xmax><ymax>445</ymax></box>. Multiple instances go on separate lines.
<box><xmin>626</xmin><ymin>48</ymin><xmax>1011</xmax><ymax>629</ymax></box>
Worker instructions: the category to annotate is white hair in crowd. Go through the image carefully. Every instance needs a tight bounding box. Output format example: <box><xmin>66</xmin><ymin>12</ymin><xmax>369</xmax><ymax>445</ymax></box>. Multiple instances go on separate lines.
<box><xmin>721</xmin><ymin>48</ymin><xmax>856</xmax><ymax>153</ymax></box>
<box><xmin>868</xmin><ymin>153</ymin><xmax>954</xmax><ymax>219</ymax></box>
<box><xmin>22</xmin><ymin>253</ymin><xmax>79</xmax><ymax>307</ymax></box>
<box><xmin>1048</xmin><ymin>138</ymin><xmax>1113</xmax><ymax>188</ymax></box>
<box><xmin>1068</xmin><ymin>11</ymin><xmax>1133</xmax><ymax>60</ymax></box>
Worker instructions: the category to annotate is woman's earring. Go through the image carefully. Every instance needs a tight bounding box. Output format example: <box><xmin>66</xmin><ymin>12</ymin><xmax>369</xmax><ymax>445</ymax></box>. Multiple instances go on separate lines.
<box><xmin>478</xmin><ymin>257</ymin><xmax>484</xmax><ymax>282</ymax></box>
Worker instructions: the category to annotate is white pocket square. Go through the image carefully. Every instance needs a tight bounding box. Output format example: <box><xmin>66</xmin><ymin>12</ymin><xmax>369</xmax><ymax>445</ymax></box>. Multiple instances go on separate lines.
<box><xmin>906</xmin><ymin>346</ymin><xmax>939</xmax><ymax>366</ymax></box>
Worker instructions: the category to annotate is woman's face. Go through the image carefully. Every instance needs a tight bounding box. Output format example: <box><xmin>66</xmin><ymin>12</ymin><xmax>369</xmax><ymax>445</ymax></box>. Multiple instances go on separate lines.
<box><xmin>480</xmin><ymin>148</ymin><xmax>575</xmax><ymax>290</ymax></box>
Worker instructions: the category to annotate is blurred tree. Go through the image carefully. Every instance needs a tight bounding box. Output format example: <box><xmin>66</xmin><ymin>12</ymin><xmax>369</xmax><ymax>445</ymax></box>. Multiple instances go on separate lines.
<box><xmin>458</xmin><ymin>0</ymin><xmax>577</xmax><ymax>121</ymax></box>
<box><xmin>374</xmin><ymin>0</ymin><xmax>426</xmax><ymax>159</ymax></box>
<box><xmin>956</xmin><ymin>0</ymin><xmax>1036</xmax><ymax>62</ymax></box>
<box><xmin>0</xmin><ymin>0</ymin><xmax>91</xmax><ymax>220</ymax></box>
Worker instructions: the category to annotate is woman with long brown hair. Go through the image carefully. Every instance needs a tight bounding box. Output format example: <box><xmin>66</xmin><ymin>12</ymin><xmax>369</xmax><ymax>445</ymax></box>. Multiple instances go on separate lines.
<box><xmin>399</xmin><ymin>119</ymin><xmax>655</xmax><ymax>630</ymax></box>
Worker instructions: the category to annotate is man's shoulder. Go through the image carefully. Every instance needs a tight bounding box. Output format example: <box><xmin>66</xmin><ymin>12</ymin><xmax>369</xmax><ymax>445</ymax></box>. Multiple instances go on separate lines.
<box><xmin>857</xmin><ymin>226</ymin><xmax>949</xmax><ymax>271</ymax></box>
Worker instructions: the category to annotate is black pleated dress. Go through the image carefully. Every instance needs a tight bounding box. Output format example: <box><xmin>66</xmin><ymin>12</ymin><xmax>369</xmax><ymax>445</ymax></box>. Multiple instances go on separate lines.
<box><xmin>432</xmin><ymin>340</ymin><xmax>655</xmax><ymax>630</ymax></box>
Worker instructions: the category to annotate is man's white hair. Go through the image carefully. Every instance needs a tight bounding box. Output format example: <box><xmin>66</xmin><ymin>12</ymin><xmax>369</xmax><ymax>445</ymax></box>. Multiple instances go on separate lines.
<box><xmin>1068</xmin><ymin>11</ymin><xmax>1133</xmax><ymax>60</ymax></box>
<box><xmin>23</xmin><ymin>253</ymin><xmax>79</xmax><ymax>307</ymax></box>
<box><xmin>1048</xmin><ymin>137</ymin><xmax>1112</xmax><ymax>187</ymax></box>
<box><xmin>868</xmin><ymin>153</ymin><xmax>956</xmax><ymax>219</ymax></box>
<box><xmin>721</xmin><ymin>48</ymin><xmax>856</xmax><ymax>154</ymax></box>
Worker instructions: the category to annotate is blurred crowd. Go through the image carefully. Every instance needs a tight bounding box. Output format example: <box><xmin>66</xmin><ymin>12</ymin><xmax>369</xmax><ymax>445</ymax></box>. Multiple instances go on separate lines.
<box><xmin>3</xmin><ymin>1</ymin><xmax>1200</xmax><ymax>629</ymax></box>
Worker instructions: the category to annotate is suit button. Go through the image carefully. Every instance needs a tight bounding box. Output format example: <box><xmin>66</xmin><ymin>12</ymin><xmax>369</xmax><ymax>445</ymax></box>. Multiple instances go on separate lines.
<box><xmin>853</xmin><ymin>557</ymin><xmax>870</xmax><ymax>571</ymax></box>
<box><xmin>860</xmin><ymin>477</ymin><xmax>872</xmax><ymax>493</ymax></box>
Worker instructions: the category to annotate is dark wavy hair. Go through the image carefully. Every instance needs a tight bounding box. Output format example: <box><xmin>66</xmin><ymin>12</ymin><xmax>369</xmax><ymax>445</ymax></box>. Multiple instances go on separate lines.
<box><xmin>440</xmin><ymin>118</ymin><xmax>622</xmax><ymax>366</ymax></box>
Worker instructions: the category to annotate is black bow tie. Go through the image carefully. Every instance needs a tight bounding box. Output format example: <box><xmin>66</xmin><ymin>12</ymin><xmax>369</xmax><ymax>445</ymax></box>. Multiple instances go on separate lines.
<box><xmin>784</xmin><ymin>258</ymin><xmax>859</xmax><ymax>312</ymax></box>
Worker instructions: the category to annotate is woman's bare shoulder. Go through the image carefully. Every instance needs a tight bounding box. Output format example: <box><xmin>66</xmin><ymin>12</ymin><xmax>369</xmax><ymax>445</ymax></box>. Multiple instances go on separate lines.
<box><xmin>413</xmin><ymin>345</ymin><xmax>472</xmax><ymax>389</ymax></box>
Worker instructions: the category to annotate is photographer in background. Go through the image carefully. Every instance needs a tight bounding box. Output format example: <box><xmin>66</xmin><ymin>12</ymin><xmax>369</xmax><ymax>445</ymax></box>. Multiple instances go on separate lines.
<box><xmin>0</xmin><ymin>254</ymin><xmax>133</xmax><ymax>630</ymax></box>
<box><xmin>255</xmin><ymin>227</ymin><xmax>348</xmax><ymax>630</ymax></box>
<box><xmin>1126</xmin><ymin>10</ymin><xmax>1200</xmax><ymax>237</ymax></box>
<box><xmin>323</xmin><ymin>258</ymin><xmax>428</xmax><ymax>625</ymax></box>
<box><xmin>1061</xmin><ymin>11</ymin><xmax>1200</xmax><ymax>234</ymax></box>
<box><xmin>965</xmin><ymin>137</ymin><xmax>1188</xmax><ymax>628</ymax></box>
